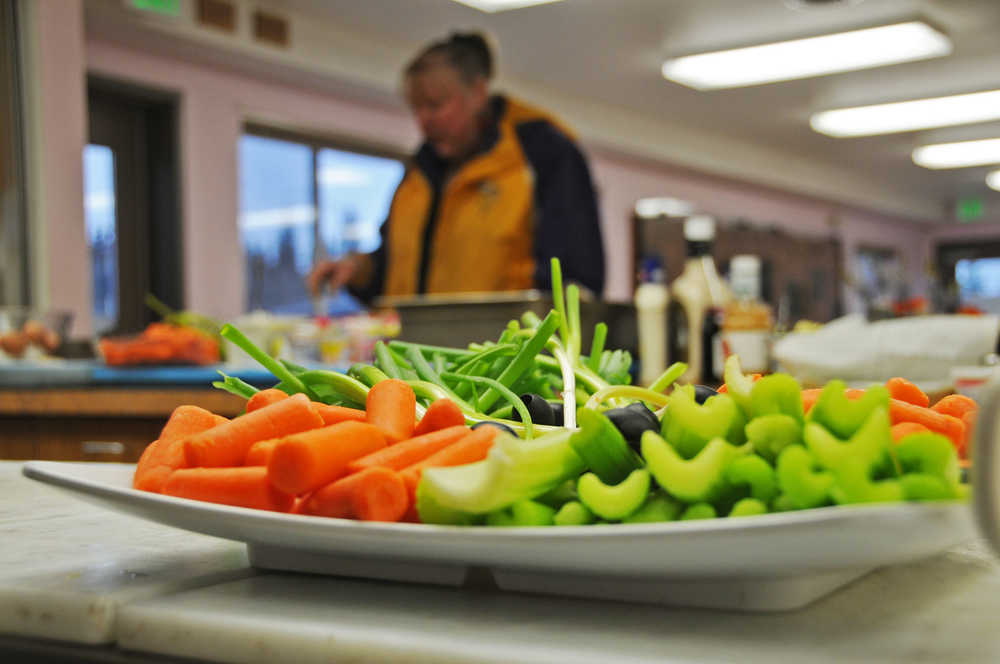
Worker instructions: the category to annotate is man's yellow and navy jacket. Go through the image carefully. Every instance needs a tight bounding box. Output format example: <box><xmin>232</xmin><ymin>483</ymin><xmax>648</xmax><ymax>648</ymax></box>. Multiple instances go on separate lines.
<box><xmin>354</xmin><ymin>95</ymin><xmax>604</xmax><ymax>301</ymax></box>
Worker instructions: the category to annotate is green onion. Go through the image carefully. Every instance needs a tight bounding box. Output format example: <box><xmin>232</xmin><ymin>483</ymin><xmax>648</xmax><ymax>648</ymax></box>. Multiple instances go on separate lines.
<box><xmin>220</xmin><ymin>324</ymin><xmax>317</xmax><ymax>400</ymax></box>
<box><xmin>374</xmin><ymin>341</ymin><xmax>402</xmax><ymax>379</ymax></box>
<box><xmin>586</xmin><ymin>322</ymin><xmax>607</xmax><ymax>372</ymax></box>
<box><xmin>476</xmin><ymin>310</ymin><xmax>561</xmax><ymax>412</ymax></box>
<box><xmin>212</xmin><ymin>372</ymin><xmax>259</xmax><ymax>400</ymax></box>
<box><xmin>405</xmin><ymin>347</ymin><xmax>473</xmax><ymax>408</ymax></box>
<box><xmin>649</xmin><ymin>362</ymin><xmax>688</xmax><ymax>393</ymax></box>
<box><xmin>442</xmin><ymin>372</ymin><xmax>534</xmax><ymax>439</ymax></box>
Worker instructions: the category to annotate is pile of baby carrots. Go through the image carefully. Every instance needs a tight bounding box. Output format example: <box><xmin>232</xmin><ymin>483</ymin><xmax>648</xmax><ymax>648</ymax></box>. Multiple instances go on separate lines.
<box><xmin>132</xmin><ymin>379</ymin><xmax>495</xmax><ymax>522</ymax></box>
<box><xmin>804</xmin><ymin>377</ymin><xmax>978</xmax><ymax>460</ymax></box>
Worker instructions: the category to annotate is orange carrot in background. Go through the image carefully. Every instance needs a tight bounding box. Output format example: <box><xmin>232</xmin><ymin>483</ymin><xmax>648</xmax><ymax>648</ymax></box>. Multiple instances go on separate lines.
<box><xmin>299</xmin><ymin>467</ymin><xmax>409</xmax><ymax>522</ymax></box>
<box><xmin>366</xmin><ymin>379</ymin><xmax>416</xmax><ymax>444</ymax></box>
<box><xmin>183</xmin><ymin>393</ymin><xmax>324</xmax><ymax>468</ymax></box>
<box><xmin>890</xmin><ymin>422</ymin><xmax>930</xmax><ymax>442</ymax></box>
<box><xmin>413</xmin><ymin>399</ymin><xmax>466</xmax><ymax>436</ymax></box>
<box><xmin>801</xmin><ymin>389</ymin><xmax>823</xmax><ymax>414</ymax></box>
<box><xmin>886</xmin><ymin>377</ymin><xmax>929</xmax><ymax>408</ymax></box>
<box><xmin>346</xmin><ymin>425</ymin><xmax>470</xmax><ymax>474</ymax></box>
<box><xmin>267</xmin><ymin>421</ymin><xmax>387</xmax><ymax>495</ymax></box>
<box><xmin>134</xmin><ymin>406</ymin><xmax>228</xmax><ymax>493</ymax></box>
<box><xmin>932</xmin><ymin>394</ymin><xmax>979</xmax><ymax>459</ymax></box>
<box><xmin>931</xmin><ymin>394</ymin><xmax>978</xmax><ymax>420</ymax></box>
<box><xmin>246</xmin><ymin>389</ymin><xmax>288</xmax><ymax>413</ymax></box>
<box><xmin>888</xmin><ymin>398</ymin><xmax>966</xmax><ymax>451</ymax></box>
<box><xmin>245</xmin><ymin>439</ymin><xmax>279</xmax><ymax>466</ymax></box>
<box><xmin>399</xmin><ymin>425</ymin><xmax>498</xmax><ymax>503</ymax></box>
<box><xmin>314</xmin><ymin>403</ymin><xmax>367</xmax><ymax>426</ymax></box>
<box><xmin>163</xmin><ymin>466</ymin><xmax>295</xmax><ymax>512</ymax></box>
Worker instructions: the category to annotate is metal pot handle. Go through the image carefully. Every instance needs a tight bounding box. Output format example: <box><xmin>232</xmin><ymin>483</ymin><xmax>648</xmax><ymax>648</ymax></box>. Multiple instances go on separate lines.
<box><xmin>974</xmin><ymin>377</ymin><xmax>1000</xmax><ymax>555</ymax></box>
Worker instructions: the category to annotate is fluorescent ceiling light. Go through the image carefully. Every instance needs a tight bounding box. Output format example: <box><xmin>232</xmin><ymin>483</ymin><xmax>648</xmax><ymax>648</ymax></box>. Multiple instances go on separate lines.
<box><xmin>634</xmin><ymin>197</ymin><xmax>695</xmax><ymax>219</ymax></box>
<box><xmin>448</xmin><ymin>0</ymin><xmax>564</xmax><ymax>12</ymax></box>
<box><xmin>912</xmin><ymin>138</ymin><xmax>1000</xmax><ymax>169</ymax></box>
<box><xmin>988</xmin><ymin>170</ymin><xmax>1000</xmax><ymax>192</ymax></box>
<box><xmin>812</xmin><ymin>89</ymin><xmax>1000</xmax><ymax>137</ymax></box>
<box><xmin>661</xmin><ymin>21</ymin><xmax>951</xmax><ymax>90</ymax></box>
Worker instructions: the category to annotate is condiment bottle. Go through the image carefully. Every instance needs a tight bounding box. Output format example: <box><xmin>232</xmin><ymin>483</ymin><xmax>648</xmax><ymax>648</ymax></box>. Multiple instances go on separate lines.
<box><xmin>722</xmin><ymin>255</ymin><xmax>773</xmax><ymax>374</ymax></box>
<box><xmin>667</xmin><ymin>215</ymin><xmax>732</xmax><ymax>385</ymax></box>
<box><xmin>634</xmin><ymin>255</ymin><xmax>670</xmax><ymax>386</ymax></box>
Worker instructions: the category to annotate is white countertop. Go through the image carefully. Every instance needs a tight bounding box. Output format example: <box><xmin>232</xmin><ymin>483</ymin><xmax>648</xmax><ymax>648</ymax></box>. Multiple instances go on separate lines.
<box><xmin>3</xmin><ymin>460</ymin><xmax>1000</xmax><ymax>663</ymax></box>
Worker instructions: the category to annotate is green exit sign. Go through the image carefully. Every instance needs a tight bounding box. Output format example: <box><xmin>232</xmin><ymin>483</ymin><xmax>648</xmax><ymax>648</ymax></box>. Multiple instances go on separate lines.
<box><xmin>129</xmin><ymin>0</ymin><xmax>181</xmax><ymax>17</ymax></box>
<box><xmin>957</xmin><ymin>196</ymin><xmax>985</xmax><ymax>223</ymax></box>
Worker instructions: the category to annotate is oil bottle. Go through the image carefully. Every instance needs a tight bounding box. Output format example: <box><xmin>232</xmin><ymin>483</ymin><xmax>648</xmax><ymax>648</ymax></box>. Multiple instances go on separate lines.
<box><xmin>667</xmin><ymin>215</ymin><xmax>732</xmax><ymax>385</ymax></box>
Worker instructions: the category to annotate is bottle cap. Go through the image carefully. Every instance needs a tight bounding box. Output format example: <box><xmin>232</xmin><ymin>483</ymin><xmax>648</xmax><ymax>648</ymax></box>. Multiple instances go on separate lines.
<box><xmin>684</xmin><ymin>215</ymin><xmax>716</xmax><ymax>242</ymax></box>
<box><xmin>730</xmin><ymin>255</ymin><xmax>761</xmax><ymax>277</ymax></box>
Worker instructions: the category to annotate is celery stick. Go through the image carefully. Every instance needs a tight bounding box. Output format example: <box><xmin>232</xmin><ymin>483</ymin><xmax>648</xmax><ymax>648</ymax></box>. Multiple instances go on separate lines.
<box><xmin>577</xmin><ymin>469</ymin><xmax>651</xmax><ymax>521</ymax></box>
<box><xmin>680</xmin><ymin>503</ymin><xmax>717</xmax><ymax>520</ymax></box>
<box><xmin>623</xmin><ymin>493</ymin><xmax>682</xmax><ymax>523</ymax></box>
<box><xmin>728</xmin><ymin>498</ymin><xmax>768</xmax><ymax>517</ymax></box>
<box><xmin>418</xmin><ymin>429</ymin><xmax>585</xmax><ymax>515</ymax></box>
<box><xmin>570</xmin><ymin>408</ymin><xmax>642</xmax><ymax>484</ymax></box>
<box><xmin>486</xmin><ymin>500</ymin><xmax>556</xmax><ymax>527</ymax></box>
<box><xmin>554</xmin><ymin>501</ymin><xmax>595</xmax><ymax>526</ymax></box>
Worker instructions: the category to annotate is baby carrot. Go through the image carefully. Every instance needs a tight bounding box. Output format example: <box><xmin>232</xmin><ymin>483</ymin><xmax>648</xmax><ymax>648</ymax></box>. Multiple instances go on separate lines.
<box><xmin>886</xmin><ymin>377</ymin><xmax>930</xmax><ymax>408</ymax></box>
<box><xmin>931</xmin><ymin>394</ymin><xmax>978</xmax><ymax>419</ymax></box>
<box><xmin>267</xmin><ymin>421</ymin><xmax>387</xmax><ymax>495</ymax></box>
<box><xmin>184</xmin><ymin>393</ymin><xmax>324</xmax><ymax>468</ymax></box>
<box><xmin>366</xmin><ymin>379</ymin><xmax>416</xmax><ymax>444</ymax></box>
<box><xmin>134</xmin><ymin>406</ymin><xmax>228</xmax><ymax>493</ymax></box>
<box><xmin>399</xmin><ymin>425</ymin><xmax>498</xmax><ymax>503</ymax></box>
<box><xmin>299</xmin><ymin>467</ymin><xmax>409</xmax><ymax>522</ymax></box>
<box><xmin>413</xmin><ymin>399</ymin><xmax>466</xmax><ymax>436</ymax></box>
<box><xmin>801</xmin><ymin>388</ymin><xmax>823</xmax><ymax>414</ymax></box>
<box><xmin>314</xmin><ymin>403</ymin><xmax>367</xmax><ymax>426</ymax></box>
<box><xmin>163</xmin><ymin>466</ymin><xmax>295</xmax><ymax>512</ymax></box>
<box><xmin>246</xmin><ymin>388</ymin><xmax>288</xmax><ymax>413</ymax></box>
<box><xmin>346</xmin><ymin>425</ymin><xmax>470</xmax><ymax>474</ymax></box>
<box><xmin>890</xmin><ymin>421</ymin><xmax>930</xmax><ymax>442</ymax></box>
<box><xmin>888</xmin><ymin>398</ymin><xmax>965</xmax><ymax>451</ymax></box>
<box><xmin>245</xmin><ymin>438</ymin><xmax>279</xmax><ymax>466</ymax></box>
<box><xmin>931</xmin><ymin>395</ymin><xmax>979</xmax><ymax>459</ymax></box>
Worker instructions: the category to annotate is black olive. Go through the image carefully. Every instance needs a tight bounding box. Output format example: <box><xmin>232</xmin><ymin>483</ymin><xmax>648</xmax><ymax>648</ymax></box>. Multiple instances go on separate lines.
<box><xmin>624</xmin><ymin>401</ymin><xmax>660</xmax><ymax>429</ymax></box>
<box><xmin>509</xmin><ymin>393</ymin><xmax>556</xmax><ymax>426</ymax></box>
<box><xmin>693</xmin><ymin>385</ymin><xmax>719</xmax><ymax>404</ymax></box>
<box><xmin>471</xmin><ymin>421</ymin><xmax>518</xmax><ymax>436</ymax></box>
<box><xmin>605</xmin><ymin>403</ymin><xmax>660</xmax><ymax>451</ymax></box>
<box><xmin>548</xmin><ymin>401</ymin><xmax>565</xmax><ymax>426</ymax></box>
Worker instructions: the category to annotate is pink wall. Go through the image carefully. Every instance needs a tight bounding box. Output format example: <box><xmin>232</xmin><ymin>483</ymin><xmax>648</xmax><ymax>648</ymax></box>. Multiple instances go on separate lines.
<box><xmin>589</xmin><ymin>150</ymin><xmax>932</xmax><ymax>303</ymax></box>
<box><xmin>86</xmin><ymin>38</ymin><xmax>420</xmax><ymax>323</ymax></box>
<box><xmin>30</xmin><ymin>0</ymin><xmax>91</xmax><ymax>334</ymax></box>
<box><xmin>74</xmin><ymin>33</ymin><xmax>948</xmax><ymax>325</ymax></box>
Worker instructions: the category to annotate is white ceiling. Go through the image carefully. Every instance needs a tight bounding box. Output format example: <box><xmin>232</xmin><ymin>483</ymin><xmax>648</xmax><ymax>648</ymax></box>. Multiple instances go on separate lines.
<box><xmin>85</xmin><ymin>0</ymin><xmax>1000</xmax><ymax>222</ymax></box>
<box><xmin>269</xmin><ymin>0</ymin><xmax>1000</xmax><ymax>220</ymax></box>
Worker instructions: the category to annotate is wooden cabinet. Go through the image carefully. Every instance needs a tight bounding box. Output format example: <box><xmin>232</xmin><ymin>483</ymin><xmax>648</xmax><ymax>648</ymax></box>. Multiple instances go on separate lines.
<box><xmin>0</xmin><ymin>388</ymin><xmax>245</xmax><ymax>461</ymax></box>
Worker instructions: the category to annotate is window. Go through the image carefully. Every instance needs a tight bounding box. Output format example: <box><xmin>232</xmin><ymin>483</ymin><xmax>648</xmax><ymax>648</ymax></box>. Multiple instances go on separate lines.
<box><xmin>83</xmin><ymin>145</ymin><xmax>119</xmax><ymax>335</ymax></box>
<box><xmin>239</xmin><ymin>128</ymin><xmax>405</xmax><ymax>315</ymax></box>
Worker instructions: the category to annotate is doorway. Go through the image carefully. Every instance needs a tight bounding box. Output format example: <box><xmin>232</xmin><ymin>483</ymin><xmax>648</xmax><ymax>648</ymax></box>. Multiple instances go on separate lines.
<box><xmin>85</xmin><ymin>77</ymin><xmax>181</xmax><ymax>335</ymax></box>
